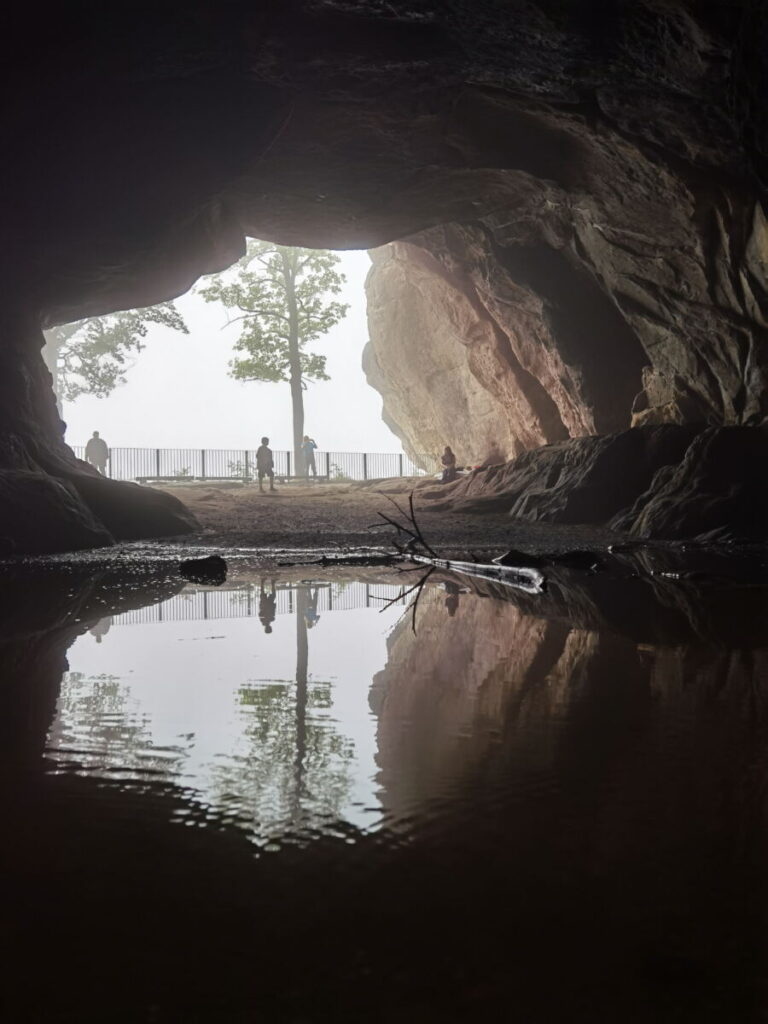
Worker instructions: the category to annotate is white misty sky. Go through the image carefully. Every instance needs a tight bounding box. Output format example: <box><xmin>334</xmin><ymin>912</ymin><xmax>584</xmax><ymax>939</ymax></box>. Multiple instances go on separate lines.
<box><xmin>63</xmin><ymin>249</ymin><xmax>400</xmax><ymax>454</ymax></box>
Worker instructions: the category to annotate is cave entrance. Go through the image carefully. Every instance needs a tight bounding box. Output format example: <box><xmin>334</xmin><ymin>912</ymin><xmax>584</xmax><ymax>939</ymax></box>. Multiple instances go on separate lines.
<box><xmin>45</xmin><ymin>243</ymin><xmax>424</xmax><ymax>488</ymax></box>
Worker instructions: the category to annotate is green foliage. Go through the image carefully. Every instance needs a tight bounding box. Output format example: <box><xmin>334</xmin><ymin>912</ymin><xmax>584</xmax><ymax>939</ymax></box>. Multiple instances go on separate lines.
<box><xmin>198</xmin><ymin>240</ymin><xmax>348</xmax><ymax>387</ymax></box>
<box><xmin>45</xmin><ymin>302</ymin><xmax>188</xmax><ymax>401</ymax></box>
<box><xmin>330</xmin><ymin>462</ymin><xmax>353</xmax><ymax>482</ymax></box>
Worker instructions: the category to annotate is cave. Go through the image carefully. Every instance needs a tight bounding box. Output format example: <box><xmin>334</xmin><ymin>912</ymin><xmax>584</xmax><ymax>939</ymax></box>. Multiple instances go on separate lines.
<box><xmin>3</xmin><ymin>7</ymin><xmax>768</xmax><ymax>1019</ymax></box>
<box><xmin>1</xmin><ymin>1</ymin><xmax>766</xmax><ymax>553</ymax></box>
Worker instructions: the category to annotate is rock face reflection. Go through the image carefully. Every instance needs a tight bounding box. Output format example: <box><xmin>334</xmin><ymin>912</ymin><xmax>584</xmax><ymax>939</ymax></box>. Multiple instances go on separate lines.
<box><xmin>372</xmin><ymin>568</ymin><xmax>768</xmax><ymax>829</ymax></box>
<box><xmin>1</xmin><ymin>557</ymin><xmax>767</xmax><ymax>1021</ymax></box>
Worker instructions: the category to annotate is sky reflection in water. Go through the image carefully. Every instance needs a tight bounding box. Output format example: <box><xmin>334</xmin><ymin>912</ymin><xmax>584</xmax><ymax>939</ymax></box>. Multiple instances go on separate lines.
<box><xmin>47</xmin><ymin>579</ymin><xmax>408</xmax><ymax>845</ymax></box>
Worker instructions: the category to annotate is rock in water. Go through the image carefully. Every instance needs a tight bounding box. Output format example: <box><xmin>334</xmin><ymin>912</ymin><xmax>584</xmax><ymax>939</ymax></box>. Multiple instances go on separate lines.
<box><xmin>179</xmin><ymin>555</ymin><xmax>227</xmax><ymax>586</ymax></box>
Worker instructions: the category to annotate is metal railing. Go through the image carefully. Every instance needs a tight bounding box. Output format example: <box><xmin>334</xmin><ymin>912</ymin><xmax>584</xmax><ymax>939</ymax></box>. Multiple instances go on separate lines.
<box><xmin>70</xmin><ymin>445</ymin><xmax>440</xmax><ymax>482</ymax></box>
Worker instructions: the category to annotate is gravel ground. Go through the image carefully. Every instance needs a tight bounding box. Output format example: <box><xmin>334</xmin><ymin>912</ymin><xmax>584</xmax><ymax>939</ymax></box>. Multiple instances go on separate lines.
<box><xmin>158</xmin><ymin>478</ymin><xmax>623</xmax><ymax>559</ymax></box>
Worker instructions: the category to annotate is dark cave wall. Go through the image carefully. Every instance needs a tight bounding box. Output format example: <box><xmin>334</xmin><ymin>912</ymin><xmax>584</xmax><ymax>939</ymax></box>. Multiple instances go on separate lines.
<box><xmin>0</xmin><ymin>2</ymin><xmax>766</xmax><ymax>548</ymax></box>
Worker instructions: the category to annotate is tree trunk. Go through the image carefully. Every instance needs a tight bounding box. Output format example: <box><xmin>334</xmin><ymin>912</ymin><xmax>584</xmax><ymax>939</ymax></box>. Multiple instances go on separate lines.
<box><xmin>283</xmin><ymin>251</ymin><xmax>305</xmax><ymax>474</ymax></box>
<box><xmin>290</xmin><ymin>373</ymin><xmax>304</xmax><ymax>475</ymax></box>
<box><xmin>293</xmin><ymin>583</ymin><xmax>309</xmax><ymax>825</ymax></box>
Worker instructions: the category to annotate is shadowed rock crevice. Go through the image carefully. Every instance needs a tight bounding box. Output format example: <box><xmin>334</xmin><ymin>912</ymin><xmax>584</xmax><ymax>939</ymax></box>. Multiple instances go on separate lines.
<box><xmin>484</xmin><ymin>238</ymin><xmax>648</xmax><ymax>434</ymax></box>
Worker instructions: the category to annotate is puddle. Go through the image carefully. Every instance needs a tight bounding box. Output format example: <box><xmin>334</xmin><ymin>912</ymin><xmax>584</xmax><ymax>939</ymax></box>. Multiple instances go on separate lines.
<box><xmin>46</xmin><ymin>578</ymin><xmax>408</xmax><ymax>845</ymax></box>
<box><xmin>0</xmin><ymin>558</ymin><xmax>767</xmax><ymax>1021</ymax></box>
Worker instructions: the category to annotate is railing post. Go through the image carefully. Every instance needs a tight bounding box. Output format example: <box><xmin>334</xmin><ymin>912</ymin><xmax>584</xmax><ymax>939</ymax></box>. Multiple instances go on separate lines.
<box><xmin>200</xmin><ymin>449</ymin><xmax>206</xmax><ymax>480</ymax></box>
<box><xmin>244</xmin><ymin>449</ymin><xmax>249</xmax><ymax>481</ymax></box>
<box><xmin>155</xmin><ymin>448</ymin><xmax>161</xmax><ymax>479</ymax></box>
<box><xmin>287</xmin><ymin>451</ymin><xmax>292</xmax><ymax>478</ymax></box>
<box><xmin>363</xmin><ymin>453</ymin><xmax>368</xmax><ymax>480</ymax></box>
<box><xmin>398</xmin><ymin>453</ymin><xmax>403</xmax><ymax>477</ymax></box>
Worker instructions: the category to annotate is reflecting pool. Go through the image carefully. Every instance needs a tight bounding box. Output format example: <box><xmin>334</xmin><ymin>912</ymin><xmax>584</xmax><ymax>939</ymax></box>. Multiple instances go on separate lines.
<box><xmin>0</xmin><ymin>555</ymin><xmax>766</xmax><ymax>1022</ymax></box>
<box><xmin>47</xmin><ymin>579</ymin><xmax>406</xmax><ymax>843</ymax></box>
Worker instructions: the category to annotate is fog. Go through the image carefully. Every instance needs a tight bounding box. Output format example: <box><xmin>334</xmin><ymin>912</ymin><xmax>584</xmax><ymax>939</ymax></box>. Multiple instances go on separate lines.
<box><xmin>64</xmin><ymin>250</ymin><xmax>399</xmax><ymax>455</ymax></box>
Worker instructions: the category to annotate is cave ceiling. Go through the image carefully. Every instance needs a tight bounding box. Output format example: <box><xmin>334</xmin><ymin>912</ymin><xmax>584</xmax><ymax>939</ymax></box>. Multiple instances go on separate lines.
<box><xmin>1</xmin><ymin>1</ymin><xmax>764</xmax><ymax>327</ymax></box>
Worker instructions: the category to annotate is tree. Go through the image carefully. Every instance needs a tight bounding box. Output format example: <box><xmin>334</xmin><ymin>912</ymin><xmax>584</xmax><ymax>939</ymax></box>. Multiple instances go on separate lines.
<box><xmin>199</xmin><ymin>240</ymin><xmax>348</xmax><ymax>471</ymax></box>
<box><xmin>43</xmin><ymin>302</ymin><xmax>188</xmax><ymax>412</ymax></box>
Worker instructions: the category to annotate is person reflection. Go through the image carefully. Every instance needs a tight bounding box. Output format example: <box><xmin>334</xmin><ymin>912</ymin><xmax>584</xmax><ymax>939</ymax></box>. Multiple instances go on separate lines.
<box><xmin>89</xmin><ymin>616</ymin><xmax>112</xmax><ymax>643</ymax></box>
<box><xmin>303</xmin><ymin>586</ymin><xmax>321</xmax><ymax>629</ymax></box>
<box><xmin>444</xmin><ymin>581</ymin><xmax>460</xmax><ymax>617</ymax></box>
<box><xmin>258</xmin><ymin>579</ymin><xmax>277</xmax><ymax>634</ymax></box>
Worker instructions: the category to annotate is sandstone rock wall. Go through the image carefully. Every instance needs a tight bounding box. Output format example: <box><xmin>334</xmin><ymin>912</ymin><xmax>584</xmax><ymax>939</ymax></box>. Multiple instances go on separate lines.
<box><xmin>365</xmin><ymin>186</ymin><xmax>768</xmax><ymax>468</ymax></box>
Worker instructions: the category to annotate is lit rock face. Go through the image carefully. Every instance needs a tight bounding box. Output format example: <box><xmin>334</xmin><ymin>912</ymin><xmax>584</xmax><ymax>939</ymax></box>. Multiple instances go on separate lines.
<box><xmin>363</xmin><ymin>245</ymin><xmax>551</xmax><ymax>467</ymax></box>
<box><xmin>365</xmin><ymin>179</ymin><xmax>768</xmax><ymax>467</ymax></box>
<box><xmin>1</xmin><ymin>2</ymin><xmax>767</xmax><ymax>548</ymax></box>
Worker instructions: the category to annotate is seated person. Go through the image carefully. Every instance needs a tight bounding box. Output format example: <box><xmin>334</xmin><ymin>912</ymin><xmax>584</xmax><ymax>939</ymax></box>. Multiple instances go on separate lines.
<box><xmin>441</xmin><ymin>445</ymin><xmax>457</xmax><ymax>483</ymax></box>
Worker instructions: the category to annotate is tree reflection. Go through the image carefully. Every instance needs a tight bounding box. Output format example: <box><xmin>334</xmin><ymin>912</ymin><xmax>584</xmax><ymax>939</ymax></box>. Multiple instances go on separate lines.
<box><xmin>47</xmin><ymin>672</ymin><xmax>186</xmax><ymax>778</ymax></box>
<box><xmin>210</xmin><ymin>583</ymin><xmax>355</xmax><ymax>839</ymax></box>
<box><xmin>47</xmin><ymin>582</ymin><xmax>359</xmax><ymax>841</ymax></box>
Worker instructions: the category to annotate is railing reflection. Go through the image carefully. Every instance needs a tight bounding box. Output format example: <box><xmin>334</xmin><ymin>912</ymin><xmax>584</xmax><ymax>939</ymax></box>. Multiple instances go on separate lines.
<box><xmin>112</xmin><ymin>581</ymin><xmax>408</xmax><ymax>626</ymax></box>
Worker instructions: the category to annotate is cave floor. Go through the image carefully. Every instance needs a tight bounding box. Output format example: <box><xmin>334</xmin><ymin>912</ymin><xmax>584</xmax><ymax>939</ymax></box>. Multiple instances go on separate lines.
<box><xmin>157</xmin><ymin>479</ymin><xmax>622</xmax><ymax>558</ymax></box>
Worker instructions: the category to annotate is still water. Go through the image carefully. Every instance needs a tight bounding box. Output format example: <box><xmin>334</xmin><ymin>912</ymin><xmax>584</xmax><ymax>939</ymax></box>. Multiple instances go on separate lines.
<box><xmin>1</xmin><ymin>557</ymin><xmax>767</xmax><ymax>1022</ymax></box>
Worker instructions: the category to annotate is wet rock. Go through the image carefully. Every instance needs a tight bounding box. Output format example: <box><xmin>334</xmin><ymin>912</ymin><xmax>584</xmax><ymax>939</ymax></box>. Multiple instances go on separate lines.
<box><xmin>179</xmin><ymin>555</ymin><xmax>228</xmax><ymax>586</ymax></box>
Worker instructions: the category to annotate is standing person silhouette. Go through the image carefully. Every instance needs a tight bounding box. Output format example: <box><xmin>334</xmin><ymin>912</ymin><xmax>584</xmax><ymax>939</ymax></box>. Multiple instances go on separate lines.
<box><xmin>85</xmin><ymin>431</ymin><xmax>109</xmax><ymax>475</ymax></box>
<box><xmin>444</xmin><ymin>581</ymin><xmax>460</xmax><ymax>617</ymax></box>
<box><xmin>259</xmin><ymin>579</ymin><xmax>277</xmax><ymax>634</ymax></box>
<box><xmin>303</xmin><ymin>586</ymin><xmax>321</xmax><ymax>628</ymax></box>
<box><xmin>301</xmin><ymin>436</ymin><xmax>318</xmax><ymax>479</ymax></box>
<box><xmin>256</xmin><ymin>436</ymin><xmax>276</xmax><ymax>493</ymax></box>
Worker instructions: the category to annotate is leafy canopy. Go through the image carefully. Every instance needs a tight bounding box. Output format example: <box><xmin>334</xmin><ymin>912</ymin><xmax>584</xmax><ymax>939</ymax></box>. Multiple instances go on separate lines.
<box><xmin>46</xmin><ymin>302</ymin><xmax>188</xmax><ymax>401</ymax></box>
<box><xmin>198</xmin><ymin>240</ymin><xmax>348</xmax><ymax>386</ymax></box>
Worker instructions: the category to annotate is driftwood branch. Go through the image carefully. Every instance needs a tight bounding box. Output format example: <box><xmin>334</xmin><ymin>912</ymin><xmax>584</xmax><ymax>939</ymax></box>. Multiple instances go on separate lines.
<box><xmin>371</xmin><ymin>566</ymin><xmax>435</xmax><ymax>634</ymax></box>
<box><xmin>369</xmin><ymin>491</ymin><xmax>439</xmax><ymax>560</ymax></box>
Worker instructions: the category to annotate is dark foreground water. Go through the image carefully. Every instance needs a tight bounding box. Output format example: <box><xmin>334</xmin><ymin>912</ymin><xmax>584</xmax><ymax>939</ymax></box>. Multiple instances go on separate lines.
<box><xmin>1</xmin><ymin>551</ymin><xmax>767</xmax><ymax>1022</ymax></box>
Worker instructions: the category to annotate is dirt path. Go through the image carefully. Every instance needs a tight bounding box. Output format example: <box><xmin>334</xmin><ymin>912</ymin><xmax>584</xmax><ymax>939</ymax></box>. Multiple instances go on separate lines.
<box><xmin>158</xmin><ymin>478</ymin><xmax>621</xmax><ymax>558</ymax></box>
